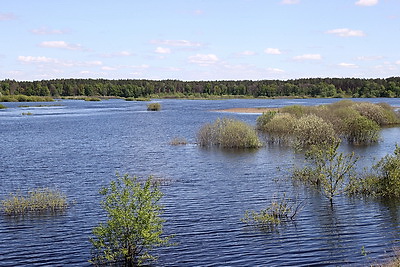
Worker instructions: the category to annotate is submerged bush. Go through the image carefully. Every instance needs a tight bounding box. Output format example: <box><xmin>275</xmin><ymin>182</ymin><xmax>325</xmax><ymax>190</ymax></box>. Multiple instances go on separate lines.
<box><xmin>170</xmin><ymin>137</ymin><xmax>188</xmax><ymax>145</ymax></box>
<box><xmin>256</xmin><ymin>111</ymin><xmax>277</xmax><ymax>131</ymax></box>
<box><xmin>0</xmin><ymin>104</ymin><xmax>7</xmax><ymax>109</ymax></box>
<box><xmin>84</xmin><ymin>97</ymin><xmax>101</xmax><ymax>101</ymax></box>
<box><xmin>293</xmin><ymin>114</ymin><xmax>338</xmax><ymax>148</ymax></box>
<box><xmin>147</xmin><ymin>102</ymin><xmax>161</xmax><ymax>111</ymax></box>
<box><xmin>261</xmin><ymin>113</ymin><xmax>296</xmax><ymax>143</ymax></box>
<box><xmin>197</xmin><ymin>117</ymin><xmax>261</xmax><ymax>149</ymax></box>
<box><xmin>1</xmin><ymin>188</ymin><xmax>68</xmax><ymax>215</ymax></box>
<box><xmin>348</xmin><ymin>145</ymin><xmax>400</xmax><ymax>198</ymax></box>
<box><xmin>242</xmin><ymin>194</ymin><xmax>301</xmax><ymax>231</ymax></box>
<box><xmin>343</xmin><ymin>115</ymin><xmax>380</xmax><ymax>144</ymax></box>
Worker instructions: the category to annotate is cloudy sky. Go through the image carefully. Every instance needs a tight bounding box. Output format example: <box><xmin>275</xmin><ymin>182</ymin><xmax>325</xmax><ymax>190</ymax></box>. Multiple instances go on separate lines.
<box><xmin>0</xmin><ymin>0</ymin><xmax>399</xmax><ymax>81</ymax></box>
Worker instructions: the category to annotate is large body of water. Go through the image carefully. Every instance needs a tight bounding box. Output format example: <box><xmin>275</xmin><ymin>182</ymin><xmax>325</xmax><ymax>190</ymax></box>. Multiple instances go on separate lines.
<box><xmin>1</xmin><ymin>98</ymin><xmax>400</xmax><ymax>266</ymax></box>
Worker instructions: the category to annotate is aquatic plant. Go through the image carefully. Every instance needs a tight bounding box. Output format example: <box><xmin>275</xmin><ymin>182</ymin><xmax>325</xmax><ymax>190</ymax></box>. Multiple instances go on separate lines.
<box><xmin>147</xmin><ymin>102</ymin><xmax>161</xmax><ymax>111</ymax></box>
<box><xmin>84</xmin><ymin>97</ymin><xmax>101</xmax><ymax>101</ymax></box>
<box><xmin>259</xmin><ymin>113</ymin><xmax>296</xmax><ymax>143</ymax></box>
<box><xmin>22</xmin><ymin>112</ymin><xmax>33</xmax><ymax>116</ymax></box>
<box><xmin>242</xmin><ymin>193</ymin><xmax>302</xmax><ymax>231</ymax></box>
<box><xmin>170</xmin><ymin>137</ymin><xmax>188</xmax><ymax>145</ymax></box>
<box><xmin>90</xmin><ymin>174</ymin><xmax>172</xmax><ymax>266</ymax></box>
<box><xmin>1</xmin><ymin>188</ymin><xmax>68</xmax><ymax>215</ymax></box>
<box><xmin>126</xmin><ymin>97</ymin><xmax>151</xmax><ymax>101</ymax></box>
<box><xmin>256</xmin><ymin>110</ymin><xmax>278</xmax><ymax>131</ymax></box>
<box><xmin>0</xmin><ymin>95</ymin><xmax>54</xmax><ymax>102</ymax></box>
<box><xmin>197</xmin><ymin>117</ymin><xmax>262</xmax><ymax>149</ymax></box>
<box><xmin>0</xmin><ymin>104</ymin><xmax>7</xmax><ymax>109</ymax></box>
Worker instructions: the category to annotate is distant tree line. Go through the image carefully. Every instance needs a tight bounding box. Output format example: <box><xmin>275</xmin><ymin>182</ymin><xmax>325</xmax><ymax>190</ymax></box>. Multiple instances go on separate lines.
<box><xmin>1</xmin><ymin>77</ymin><xmax>400</xmax><ymax>98</ymax></box>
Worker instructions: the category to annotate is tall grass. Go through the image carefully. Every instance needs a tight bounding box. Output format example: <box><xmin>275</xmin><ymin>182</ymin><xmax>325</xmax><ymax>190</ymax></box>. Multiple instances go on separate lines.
<box><xmin>1</xmin><ymin>188</ymin><xmax>68</xmax><ymax>215</ymax></box>
<box><xmin>197</xmin><ymin>117</ymin><xmax>262</xmax><ymax>148</ymax></box>
<box><xmin>0</xmin><ymin>95</ymin><xmax>54</xmax><ymax>102</ymax></box>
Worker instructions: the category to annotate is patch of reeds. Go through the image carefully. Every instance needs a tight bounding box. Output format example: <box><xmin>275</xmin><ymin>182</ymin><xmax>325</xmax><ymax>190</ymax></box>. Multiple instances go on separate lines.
<box><xmin>22</xmin><ymin>112</ymin><xmax>33</xmax><ymax>116</ymax></box>
<box><xmin>170</xmin><ymin>137</ymin><xmax>188</xmax><ymax>145</ymax></box>
<box><xmin>0</xmin><ymin>104</ymin><xmax>7</xmax><ymax>109</ymax></box>
<box><xmin>0</xmin><ymin>95</ymin><xmax>54</xmax><ymax>102</ymax></box>
<box><xmin>1</xmin><ymin>188</ymin><xmax>68</xmax><ymax>215</ymax></box>
<box><xmin>147</xmin><ymin>102</ymin><xmax>161</xmax><ymax>111</ymax></box>
<box><xmin>197</xmin><ymin>117</ymin><xmax>262</xmax><ymax>149</ymax></box>
<box><xmin>257</xmin><ymin>100</ymin><xmax>399</xmax><ymax>146</ymax></box>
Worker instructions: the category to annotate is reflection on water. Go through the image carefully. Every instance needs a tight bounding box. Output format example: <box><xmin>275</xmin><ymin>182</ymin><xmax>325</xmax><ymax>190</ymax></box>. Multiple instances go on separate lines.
<box><xmin>0</xmin><ymin>98</ymin><xmax>400</xmax><ymax>266</ymax></box>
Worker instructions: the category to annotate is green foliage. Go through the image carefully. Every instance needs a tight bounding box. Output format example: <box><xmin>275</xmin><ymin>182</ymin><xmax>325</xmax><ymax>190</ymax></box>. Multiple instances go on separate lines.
<box><xmin>293</xmin><ymin>114</ymin><xmax>338</xmax><ymax>148</ymax></box>
<box><xmin>197</xmin><ymin>117</ymin><xmax>262</xmax><ymax>149</ymax></box>
<box><xmin>348</xmin><ymin>145</ymin><xmax>400</xmax><ymax>198</ymax></box>
<box><xmin>147</xmin><ymin>102</ymin><xmax>161</xmax><ymax>111</ymax></box>
<box><xmin>90</xmin><ymin>174</ymin><xmax>172</xmax><ymax>266</ymax></box>
<box><xmin>0</xmin><ymin>95</ymin><xmax>54</xmax><ymax>102</ymax></box>
<box><xmin>22</xmin><ymin>112</ymin><xmax>33</xmax><ymax>116</ymax></box>
<box><xmin>242</xmin><ymin>193</ymin><xmax>301</xmax><ymax>231</ymax></box>
<box><xmin>257</xmin><ymin>100</ymin><xmax>397</xmax><ymax>146</ymax></box>
<box><xmin>84</xmin><ymin>97</ymin><xmax>101</xmax><ymax>101</ymax></box>
<box><xmin>0</xmin><ymin>104</ymin><xmax>7</xmax><ymax>109</ymax></box>
<box><xmin>126</xmin><ymin>97</ymin><xmax>151</xmax><ymax>101</ymax></box>
<box><xmin>256</xmin><ymin>111</ymin><xmax>277</xmax><ymax>131</ymax></box>
<box><xmin>293</xmin><ymin>142</ymin><xmax>358</xmax><ymax>204</ymax></box>
<box><xmin>343</xmin><ymin>115</ymin><xmax>380</xmax><ymax>144</ymax></box>
<box><xmin>1</xmin><ymin>188</ymin><xmax>68</xmax><ymax>215</ymax></box>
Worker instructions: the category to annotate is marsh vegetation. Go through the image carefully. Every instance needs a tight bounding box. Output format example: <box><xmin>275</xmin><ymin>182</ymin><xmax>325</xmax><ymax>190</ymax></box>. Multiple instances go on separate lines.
<box><xmin>147</xmin><ymin>102</ymin><xmax>161</xmax><ymax>111</ymax></box>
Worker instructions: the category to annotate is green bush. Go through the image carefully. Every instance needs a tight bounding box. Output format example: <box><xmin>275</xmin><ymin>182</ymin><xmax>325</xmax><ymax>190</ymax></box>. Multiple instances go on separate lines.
<box><xmin>343</xmin><ymin>115</ymin><xmax>380</xmax><ymax>144</ymax></box>
<box><xmin>0</xmin><ymin>104</ymin><xmax>7</xmax><ymax>109</ymax></box>
<box><xmin>354</xmin><ymin>102</ymin><xmax>390</xmax><ymax>126</ymax></box>
<box><xmin>90</xmin><ymin>174</ymin><xmax>172</xmax><ymax>266</ymax></box>
<box><xmin>1</xmin><ymin>188</ymin><xmax>68</xmax><ymax>215</ymax></box>
<box><xmin>147</xmin><ymin>102</ymin><xmax>161</xmax><ymax>111</ymax></box>
<box><xmin>256</xmin><ymin>111</ymin><xmax>277</xmax><ymax>131</ymax></box>
<box><xmin>84</xmin><ymin>97</ymin><xmax>101</xmax><ymax>101</ymax></box>
<box><xmin>280</xmin><ymin>105</ymin><xmax>310</xmax><ymax>118</ymax></box>
<box><xmin>260</xmin><ymin>113</ymin><xmax>296</xmax><ymax>143</ymax></box>
<box><xmin>293</xmin><ymin>114</ymin><xmax>338</xmax><ymax>148</ymax></box>
<box><xmin>197</xmin><ymin>117</ymin><xmax>262</xmax><ymax>149</ymax></box>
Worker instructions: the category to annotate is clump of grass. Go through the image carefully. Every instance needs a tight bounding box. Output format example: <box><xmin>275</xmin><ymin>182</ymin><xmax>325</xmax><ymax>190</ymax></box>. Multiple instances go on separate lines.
<box><xmin>170</xmin><ymin>137</ymin><xmax>188</xmax><ymax>145</ymax></box>
<box><xmin>147</xmin><ymin>102</ymin><xmax>161</xmax><ymax>111</ymax></box>
<box><xmin>0</xmin><ymin>104</ymin><xmax>7</xmax><ymax>109</ymax></box>
<box><xmin>22</xmin><ymin>112</ymin><xmax>33</xmax><ymax>116</ymax></box>
<box><xmin>1</xmin><ymin>188</ymin><xmax>69</xmax><ymax>215</ymax></box>
<box><xmin>242</xmin><ymin>193</ymin><xmax>302</xmax><ymax>231</ymax></box>
<box><xmin>85</xmin><ymin>97</ymin><xmax>101</xmax><ymax>101</ymax></box>
<box><xmin>197</xmin><ymin>117</ymin><xmax>262</xmax><ymax>149</ymax></box>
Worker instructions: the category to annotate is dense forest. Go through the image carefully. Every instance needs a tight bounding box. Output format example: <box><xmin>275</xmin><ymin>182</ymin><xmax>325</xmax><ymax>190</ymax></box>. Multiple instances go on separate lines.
<box><xmin>1</xmin><ymin>77</ymin><xmax>400</xmax><ymax>98</ymax></box>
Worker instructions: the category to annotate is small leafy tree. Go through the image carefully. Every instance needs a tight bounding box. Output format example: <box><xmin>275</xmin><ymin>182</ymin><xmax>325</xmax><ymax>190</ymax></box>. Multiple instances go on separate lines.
<box><xmin>293</xmin><ymin>142</ymin><xmax>358</xmax><ymax>205</ymax></box>
<box><xmin>90</xmin><ymin>174</ymin><xmax>172</xmax><ymax>266</ymax></box>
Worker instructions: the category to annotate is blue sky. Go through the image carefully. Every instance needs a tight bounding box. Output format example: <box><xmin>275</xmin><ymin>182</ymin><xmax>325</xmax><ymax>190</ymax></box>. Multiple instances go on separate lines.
<box><xmin>0</xmin><ymin>0</ymin><xmax>399</xmax><ymax>81</ymax></box>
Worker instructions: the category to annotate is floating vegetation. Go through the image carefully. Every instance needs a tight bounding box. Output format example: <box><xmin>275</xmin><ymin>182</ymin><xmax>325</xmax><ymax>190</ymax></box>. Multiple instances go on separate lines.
<box><xmin>1</xmin><ymin>188</ymin><xmax>69</xmax><ymax>215</ymax></box>
<box><xmin>126</xmin><ymin>97</ymin><xmax>151</xmax><ymax>101</ymax></box>
<box><xmin>0</xmin><ymin>104</ymin><xmax>7</xmax><ymax>109</ymax></box>
<box><xmin>147</xmin><ymin>102</ymin><xmax>161</xmax><ymax>111</ymax></box>
<box><xmin>85</xmin><ymin>97</ymin><xmax>101</xmax><ymax>101</ymax></box>
<box><xmin>22</xmin><ymin>112</ymin><xmax>33</xmax><ymax>116</ymax></box>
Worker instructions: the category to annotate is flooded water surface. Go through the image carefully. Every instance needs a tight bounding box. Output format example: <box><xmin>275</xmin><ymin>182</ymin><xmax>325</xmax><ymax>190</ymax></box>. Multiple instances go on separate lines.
<box><xmin>1</xmin><ymin>98</ymin><xmax>400</xmax><ymax>266</ymax></box>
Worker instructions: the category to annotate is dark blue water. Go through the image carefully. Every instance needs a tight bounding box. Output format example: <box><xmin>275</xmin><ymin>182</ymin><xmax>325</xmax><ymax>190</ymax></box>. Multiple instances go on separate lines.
<box><xmin>0</xmin><ymin>98</ymin><xmax>399</xmax><ymax>266</ymax></box>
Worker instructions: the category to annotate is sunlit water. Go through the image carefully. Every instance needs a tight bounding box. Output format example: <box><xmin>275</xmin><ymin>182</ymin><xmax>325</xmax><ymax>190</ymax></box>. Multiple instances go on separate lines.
<box><xmin>0</xmin><ymin>98</ymin><xmax>399</xmax><ymax>266</ymax></box>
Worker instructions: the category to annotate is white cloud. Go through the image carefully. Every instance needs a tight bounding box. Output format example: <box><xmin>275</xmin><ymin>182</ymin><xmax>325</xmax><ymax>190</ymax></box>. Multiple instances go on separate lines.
<box><xmin>281</xmin><ymin>0</ymin><xmax>300</xmax><ymax>4</ymax></box>
<box><xmin>265</xmin><ymin>48</ymin><xmax>282</xmax><ymax>55</ymax></box>
<box><xmin>266</xmin><ymin>67</ymin><xmax>285</xmax><ymax>73</ymax></box>
<box><xmin>293</xmin><ymin>54</ymin><xmax>322</xmax><ymax>61</ymax></box>
<box><xmin>31</xmin><ymin>27</ymin><xmax>68</xmax><ymax>35</ymax></box>
<box><xmin>188</xmin><ymin>54</ymin><xmax>219</xmax><ymax>66</ymax></box>
<box><xmin>326</xmin><ymin>28</ymin><xmax>366</xmax><ymax>37</ymax></box>
<box><xmin>39</xmin><ymin>41</ymin><xmax>84</xmax><ymax>50</ymax></box>
<box><xmin>355</xmin><ymin>0</ymin><xmax>378</xmax><ymax>6</ymax></box>
<box><xmin>0</xmin><ymin>13</ymin><xmax>16</xmax><ymax>21</ymax></box>
<box><xmin>101</xmin><ymin>66</ymin><xmax>117</xmax><ymax>71</ymax></box>
<box><xmin>18</xmin><ymin>55</ymin><xmax>102</xmax><ymax>67</ymax></box>
<box><xmin>150</xmin><ymin>39</ymin><xmax>202</xmax><ymax>47</ymax></box>
<box><xmin>338</xmin><ymin>63</ymin><xmax>359</xmax><ymax>68</ymax></box>
<box><xmin>155</xmin><ymin>47</ymin><xmax>171</xmax><ymax>54</ymax></box>
<box><xmin>356</xmin><ymin>56</ymin><xmax>384</xmax><ymax>61</ymax></box>
<box><xmin>238</xmin><ymin>50</ymin><xmax>256</xmax><ymax>56</ymax></box>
